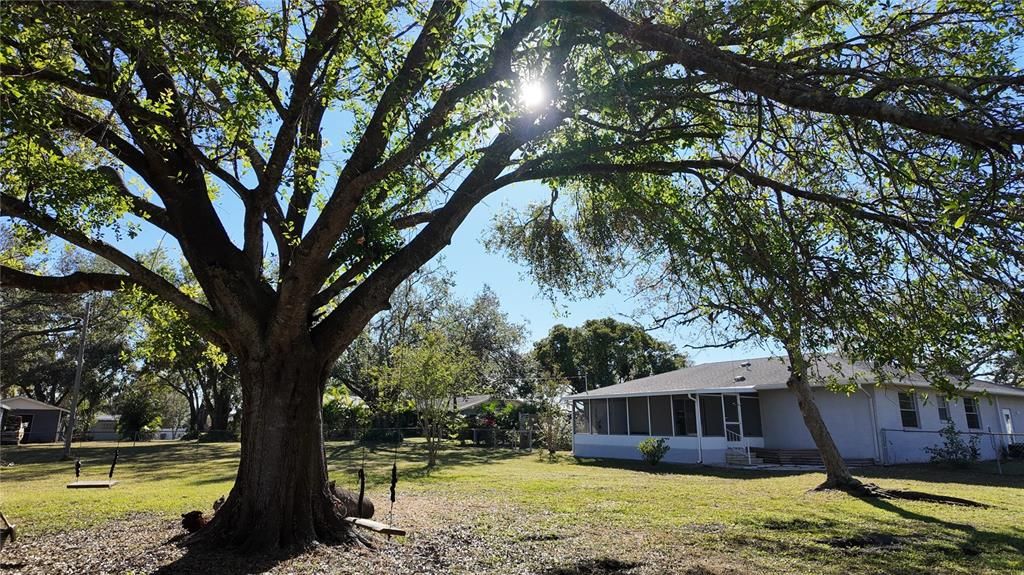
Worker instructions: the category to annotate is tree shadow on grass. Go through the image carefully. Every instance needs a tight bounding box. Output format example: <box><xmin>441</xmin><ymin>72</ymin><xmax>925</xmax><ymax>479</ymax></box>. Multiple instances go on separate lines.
<box><xmin>326</xmin><ymin>440</ymin><xmax>526</xmax><ymax>481</ymax></box>
<box><xmin>149</xmin><ymin>539</ymin><xmax>297</xmax><ymax>575</ymax></box>
<box><xmin>850</xmin><ymin>496</ymin><xmax>1024</xmax><ymax>573</ymax></box>
<box><xmin>0</xmin><ymin>441</ymin><xmax>240</xmax><ymax>484</ymax></box>
<box><xmin>856</xmin><ymin>462</ymin><xmax>1024</xmax><ymax>488</ymax></box>
<box><xmin>573</xmin><ymin>456</ymin><xmax>1024</xmax><ymax>488</ymax></box>
<box><xmin>573</xmin><ymin>456</ymin><xmax>811</xmax><ymax>480</ymax></box>
<box><xmin>541</xmin><ymin>557</ymin><xmax>642</xmax><ymax>574</ymax></box>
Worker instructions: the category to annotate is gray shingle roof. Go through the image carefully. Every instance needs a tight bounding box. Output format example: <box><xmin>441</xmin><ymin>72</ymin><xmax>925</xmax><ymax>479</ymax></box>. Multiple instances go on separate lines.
<box><xmin>567</xmin><ymin>355</ymin><xmax>1024</xmax><ymax>399</ymax></box>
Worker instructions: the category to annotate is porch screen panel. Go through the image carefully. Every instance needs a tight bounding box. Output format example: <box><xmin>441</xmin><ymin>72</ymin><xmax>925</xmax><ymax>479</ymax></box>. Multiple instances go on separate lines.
<box><xmin>609</xmin><ymin>398</ymin><xmax>628</xmax><ymax>435</ymax></box>
<box><xmin>591</xmin><ymin>399</ymin><xmax>609</xmax><ymax>434</ymax></box>
<box><xmin>740</xmin><ymin>395</ymin><xmax>763</xmax><ymax>437</ymax></box>
<box><xmin>672</xmin><ymin>395</ymin><xmax>698</xmax><ymax>436</ymax></box>
<box><xmin>700</xmin><ymin>395</ymin><xmax>725</xmax><ymax>436</ymax></box>
<box><xmin>628</xmin><ymin>397</ymin><xmax>650</xmax><ymax>435</ymax></box>
<box><xmin>649</xmin><ymin>396</ymin><xmax>673</xmax><ymax>435</ymax></box>
<box><xmin>575</xmin><ymin>401</ymin><xmax>591</xmax><ymax>434</ymax></box>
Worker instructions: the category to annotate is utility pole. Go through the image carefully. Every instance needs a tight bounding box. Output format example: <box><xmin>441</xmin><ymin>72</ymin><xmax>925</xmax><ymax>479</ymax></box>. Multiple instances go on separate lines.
<box><xmin>62</xmin><ymin>298</ymin><xmax>91</xmax><ymax>460</ymax></box>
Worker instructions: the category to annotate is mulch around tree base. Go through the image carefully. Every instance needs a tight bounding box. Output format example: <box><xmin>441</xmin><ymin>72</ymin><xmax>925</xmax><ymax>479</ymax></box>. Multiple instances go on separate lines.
<box><xmin>0</xmin><ymin>496</ymin><xmax>752</xmax><ymax>575</ymax></box>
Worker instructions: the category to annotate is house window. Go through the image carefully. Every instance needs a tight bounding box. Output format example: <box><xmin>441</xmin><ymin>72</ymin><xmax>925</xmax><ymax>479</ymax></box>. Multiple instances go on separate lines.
<box><xmin>609</xmin><ymin>398</ymin><xmax>628</xmax><ymax>435</ymax></box>
<box><xmin>649</xmin><ymin>396</ymin><xmax>673</xmax><ymax>436</ymax></box>
<box><xmin>964</xmin><ymin>397</ymin><xmax>982</xmax><ymax>430</ymax></box>
<box><xmin>898</xmin><ymin>392</ymin><xmax>919</xmax><ymax>428</ymax></box>
<box><xmin>628</xmin><ymin>397</ymin><xmax>650</xmax><ymax>435</ymax></box>
<box><xmin>672</xmin><ymin>395</ymin><xmax>697</xmax><ymax>436</ymax></box>
<box><xmin>700</xmin><ymin>395</ymin><xmax>725</xmax><ymax>437</ymax></box>
<box><xmin>20</xmin><ymin>414</ymin><xmax>34</xmax><ymax>434</ymax></box>
<box><xmin>937</xmin><ymin>397</ymin><xmax>951</xmax><ymax>423</ymax></box>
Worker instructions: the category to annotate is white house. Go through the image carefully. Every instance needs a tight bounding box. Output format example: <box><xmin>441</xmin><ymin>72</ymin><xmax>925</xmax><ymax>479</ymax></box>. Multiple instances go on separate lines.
<box><xmin>567</xmin><ymin>356</ymin><xmax>1024</xmax><ymax>466</ymax></box>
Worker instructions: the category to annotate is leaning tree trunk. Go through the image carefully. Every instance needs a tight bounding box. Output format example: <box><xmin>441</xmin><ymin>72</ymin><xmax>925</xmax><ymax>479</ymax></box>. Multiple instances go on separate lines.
<box><xmin>785</xmin><ymin>354</ymin><xmax>861</xmax><ymax>491</ymax></box>
<box><xmin>200</xmin><ymin>344</ymin><xmax>351</xmax><ymax>549</ymax></box>
<box><xmin>208</xmin><ymin>382</ymin><xmax>233</xmax><ymax>433</ymax></box>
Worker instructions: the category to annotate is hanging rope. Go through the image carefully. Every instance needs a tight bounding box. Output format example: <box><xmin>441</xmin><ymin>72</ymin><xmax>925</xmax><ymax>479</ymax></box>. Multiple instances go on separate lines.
<box><xmin>356</xmin><ymin>446</ymin><xmax>366</xmax><ymax>518</ymax></box>
<box><xmin>108</xmin><ymin>447</ymin><xmax>119</xmax><ymax>479</ymax></box>
<box><xmin>388</xmin><ymin>442</ymin><xmax>399</xmax><ymax>539</ymax></box>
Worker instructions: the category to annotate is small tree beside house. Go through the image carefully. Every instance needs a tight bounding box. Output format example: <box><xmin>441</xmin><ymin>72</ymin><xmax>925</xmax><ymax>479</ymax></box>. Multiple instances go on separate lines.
<box><xmin>925</xmin><ymin>421</ymin><xmax>981</xmax><ymax>468</ymax></box>
<box><xmin>534</xmin><ymin>374</ymin><xmax>573</xmax><ymax>457</ymax></box>
<box><xmin>377</xmin><ymin>329</ymin><xmax>477</xmax><ymax>467</ymax></box>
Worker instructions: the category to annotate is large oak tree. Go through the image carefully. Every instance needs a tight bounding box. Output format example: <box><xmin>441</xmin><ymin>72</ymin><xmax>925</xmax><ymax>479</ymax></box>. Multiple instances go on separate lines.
<box><xmin>2</xmin><ymin>0</ymin><xmax>1021</xmax><ymax>549</ymax></box>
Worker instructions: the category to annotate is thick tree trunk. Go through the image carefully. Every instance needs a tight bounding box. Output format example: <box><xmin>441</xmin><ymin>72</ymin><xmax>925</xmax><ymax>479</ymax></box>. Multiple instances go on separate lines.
<box><xmin>200</xmin><ymin>346</ymin><xmax>351</xmax><ymax>549</ymax></box>
<box><xmin>785</xmin><ymin>355</ymin><xmax>861</xmax><ymax>490</ymax></box>
<box><xmin>195</xmin><ymin>402</ymin><xmax>209</xmax><ymax>433</ymax></box>
<box><xmin>209</xmin><ymin>386</ymin><xmax>232</xmax><ymax>432</ymax></box>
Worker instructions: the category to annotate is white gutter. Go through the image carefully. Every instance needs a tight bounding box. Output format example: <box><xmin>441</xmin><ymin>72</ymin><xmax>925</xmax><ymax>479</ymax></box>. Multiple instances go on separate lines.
<box><xmin>688</xmin><ymin>393</ymin><xmax>703</xmax><ymax>464</ymax></box>
<box><xmin>857</xmin><ymin>384</ymin><xmax>882</xmax><ymax>464</ymax></box>
<box><xmin>568</xmin><ymin>386</ymin><xmax>757</xmax><ymax>401</ymax></box>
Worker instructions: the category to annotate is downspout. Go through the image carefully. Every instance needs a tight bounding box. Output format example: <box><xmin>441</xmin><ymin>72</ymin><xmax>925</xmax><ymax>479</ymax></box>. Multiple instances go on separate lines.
<box><xmin>993</xmin><ymin>395</ymin><xmax>1006</xmax><ymax>452</ymax></box>
<box><xmin>571</xmin><ymin>401</ymin><xmax>576</xmax><ymax>454</ymax></box>
<box><xmin>858</xmin><ymin>384</ymin><xmax>882</xmax><ymax>464</ymax></box>
<box><xmin>689</xmin><ymin>393</ymin><xmax>703</xmax><ymax>464</ymax></box>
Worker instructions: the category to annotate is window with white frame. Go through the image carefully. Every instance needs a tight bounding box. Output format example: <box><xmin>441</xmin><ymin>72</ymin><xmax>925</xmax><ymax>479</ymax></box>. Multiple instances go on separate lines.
<box><xmin>964</xmin><ymin>397</ymin><xmax>982</xmax><ymax>429</ymax></box>
<box><xmin>937</xmin><ymin>397</ymin><xmax>951</xmax><ymax>423</ymax></box>
<box><xmin>898</xmin><ymin>392</ymin><xmax>919</xmax><ymax>428</ymax></box>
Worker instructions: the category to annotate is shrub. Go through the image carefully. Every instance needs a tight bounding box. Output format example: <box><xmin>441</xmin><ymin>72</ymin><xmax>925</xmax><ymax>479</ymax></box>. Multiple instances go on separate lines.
<box><xmin>1005</xmin><ymin>443</ymin><xmax>1024</xmax><ymax>459</ymax></box>
<box><xmin>479</xmin><ymin>400</ymin><xmax>522</xmax><ymax>429</ymax></box>
<box><xmin>638</xmin><ymin>437</ymin><xmax>671</xmax><ymax>466</ymax></box>
<box><xmin>322</xmin><ymin>396</ymin><xmax>371</xmax><ymax>439</ymax></box>
<box><xmin>925</xmin><ymin>421</ymin><xmax>980</xmax><ymax>467</ymax></box>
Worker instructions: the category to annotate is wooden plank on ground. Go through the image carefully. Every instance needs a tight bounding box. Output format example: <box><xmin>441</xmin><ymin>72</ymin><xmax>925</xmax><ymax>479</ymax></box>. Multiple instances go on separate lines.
<box><xmin>66</xmin><ymin>481</ymin><xmax>118</xmax><ymax>489</ymax></box>
<box><xmin>344</xmin><ymin>516</ymin><xmax>406</xmax><ymax>536</ymax></box>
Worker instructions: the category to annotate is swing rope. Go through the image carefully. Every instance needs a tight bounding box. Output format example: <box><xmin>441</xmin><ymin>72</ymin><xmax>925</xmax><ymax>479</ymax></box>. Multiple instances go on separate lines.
<box><xmin>388</xmin><ymin>441</ymin><xmax>398</xmax><ymax>539</ymax></box>
<box><xmin>357</xmin><ymin>446</ymin><xmax>366</xmax><ymax>518</ymax></box>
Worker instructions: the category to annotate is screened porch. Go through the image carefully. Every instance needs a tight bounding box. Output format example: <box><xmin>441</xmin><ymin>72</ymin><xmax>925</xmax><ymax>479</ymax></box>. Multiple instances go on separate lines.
<box><xmin>571</xmin><ymin>392</ymin><xmax>763</xmax><ymax>440</ymax></box>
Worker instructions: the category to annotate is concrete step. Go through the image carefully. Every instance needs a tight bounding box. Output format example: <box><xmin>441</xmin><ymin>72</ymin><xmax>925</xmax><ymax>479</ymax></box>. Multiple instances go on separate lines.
<box><xmin>750</xmin><ymin>448</ymin><xmax>874</xmax><ymax>467</ymax></box>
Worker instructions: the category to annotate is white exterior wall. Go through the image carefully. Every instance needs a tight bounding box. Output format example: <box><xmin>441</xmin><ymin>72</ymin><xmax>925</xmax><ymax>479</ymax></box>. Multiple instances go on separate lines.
<box><xmin>573</xmin><ymin>388</ymin><xmax>1024</xmax><ymax>466</ymax></box>
<box><xmin>876</xmin><ymin>386</ymin><xmax>1024</xmax><ymax>463</ymax></box>
<box><xmin>758</xmin><ymin>387</ymin><xmax>878</xmax><ymax>460</ymax></box>
<box><xmin>573</xmin><ymin>432</ymin><xmax>764</xmax><ymax>465</ymax></box>
<box><xmin>1001</xmin><ymin>395</ymin><xmax>1024</xmax><ymax>438</ymax></box>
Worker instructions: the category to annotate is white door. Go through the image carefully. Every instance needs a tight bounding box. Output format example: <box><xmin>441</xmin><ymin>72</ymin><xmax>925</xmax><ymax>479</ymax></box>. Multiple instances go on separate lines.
<box><xmin>723</xmin><ymin>394</ymin><xmax>742</xmax><ymax>442</ymax></box>
<box><xmin>1003</xmin><ymin>409</ymin><xmax>1015</xmax><ymax>443</ymax></box>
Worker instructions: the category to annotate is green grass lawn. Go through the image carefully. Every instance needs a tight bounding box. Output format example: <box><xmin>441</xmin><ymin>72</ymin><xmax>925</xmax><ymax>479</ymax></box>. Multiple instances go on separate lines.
<box><xmin>2</xmin><ymin>440</ymin><xmax>1022</xmax><ymax>574</ymax></box>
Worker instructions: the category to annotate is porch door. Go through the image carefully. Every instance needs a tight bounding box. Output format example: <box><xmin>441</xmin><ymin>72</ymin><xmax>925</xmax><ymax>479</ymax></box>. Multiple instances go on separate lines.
<box><xmin>723</xmin><ymin>394</ymin><xmax>742</xmax><ymax>442</ymax></box>
<box><xmin>1004</xmin><ymin>409</ymin><xmax>1015</xmax><ymax>443</ymax></box>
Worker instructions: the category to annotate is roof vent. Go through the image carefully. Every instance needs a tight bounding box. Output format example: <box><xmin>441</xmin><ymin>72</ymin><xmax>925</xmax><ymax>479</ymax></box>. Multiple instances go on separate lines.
<box><xmin>740</xmin><ymin>361</ymin><xmax>751</xmax><ymax>368</ymax></box>
<box><xmin>734</xmin><ymin>375</ymin><xmax>746</xmax><ymax>382</ymax></box>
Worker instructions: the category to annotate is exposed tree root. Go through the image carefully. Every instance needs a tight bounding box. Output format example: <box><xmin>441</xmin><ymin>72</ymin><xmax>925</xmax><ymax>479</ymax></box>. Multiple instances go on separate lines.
<box><xmin>179</xmin><ymin>491</ymin><xmax>372</xmax><ymax>551</ymax></box>
<box><xmin>815</xmin><ymin>478</ymin><xmax>988</xmax><ymax>507</ymax></box>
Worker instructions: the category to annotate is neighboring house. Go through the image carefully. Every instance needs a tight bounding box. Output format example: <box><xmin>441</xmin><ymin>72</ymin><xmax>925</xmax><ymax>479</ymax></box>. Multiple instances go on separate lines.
<box><xmin>155</xmin><ymin>427</ymin><xmax>188</xmax><ymax>440</ymax></box>
<box><xmin>87</xmin><ymin>414</ymin><xmax>187</xmax><ymax>441</ymax></box>
<box><xmin>455</xmin><ymin>394</ymin><xmax>496</xmax><ymax>414</ymax></box>
<box><xmin>0</xmin><ymin>396</ymin><xmax>69</xmax><ymax>443</ymax></box>
<box><xmin>1</xmin><ymin>404</ymin><xmax>23</xmax><ymax>445</ymax></box>
<box><xmin>567</xmin><ymin>356</ymin><xmax>1024</xmax><ymax>466</ymax></box>
<box><xmin>455</xmin><ymin>394</ymin><xmax>522</xmax><ymax>415</ymax></box>
<box><xmin>87</xmin><ymin>414</ymin><xmax>121</xmax><ymax>441</ymax></box>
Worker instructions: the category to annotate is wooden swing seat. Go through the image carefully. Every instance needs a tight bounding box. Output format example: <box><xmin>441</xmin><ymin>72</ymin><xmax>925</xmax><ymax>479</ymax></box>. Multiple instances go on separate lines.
<box><xmin>66</xmin><ymin>480</ymin><xmax>118</xmax><ymax>489</ymax></box>
<box><xmin>344</xmin><ymin>516</ymin><xmax>406</xmax><ymax>536</ymax></box>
